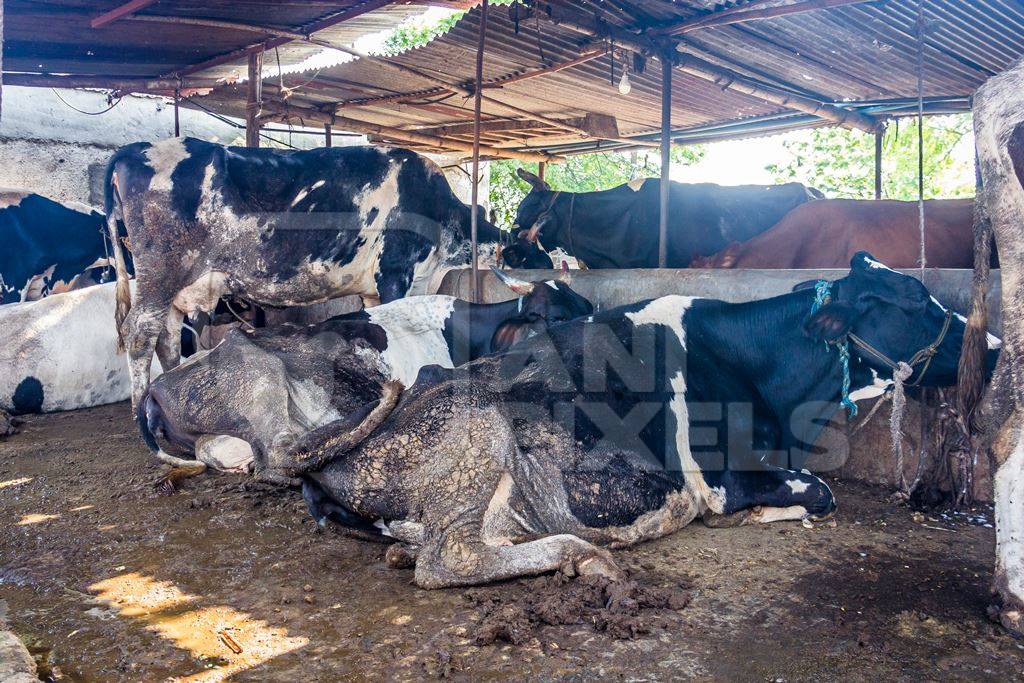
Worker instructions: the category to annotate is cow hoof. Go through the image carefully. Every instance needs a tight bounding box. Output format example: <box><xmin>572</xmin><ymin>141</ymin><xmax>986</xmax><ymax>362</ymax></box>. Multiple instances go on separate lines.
<box><xmin>0</xmin><ymin>410</ymin><xmax>19</xmax><ymax>438</ymax></box>
<box><xmin>385</xmin><ymin>543</ymin><xmax>419</xmax><ymax>569</ymax></box>
<box><xmin>988</xmin><ymin>603</ymin><xmax>1024</xmax><ymax>638</ymax></box>
<box><xmin>154</xmin><ymin>463</ymin><xmax>207</xmax><ymax>495</ymax></box>
<box><xmin>702</xmin><ymin>509</ymin><xmax>751</xmax><ymax>528</ymax></box>
<box><xmin>577</xmin><ymin>553</ymin><xmax>625</xmax><ymax>583</ymax></box>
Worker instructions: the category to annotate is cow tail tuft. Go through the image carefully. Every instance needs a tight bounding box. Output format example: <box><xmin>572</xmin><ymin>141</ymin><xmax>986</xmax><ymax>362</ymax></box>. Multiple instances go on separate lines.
<box><xmin>956</xmin><ymin>196</ymin><xmax>993</xmax><ymax>432</ymax></box>
<box><xmin>105</xmin><ymin>163</ymin><xmax>133</xmax><ymax>353</ymax></box>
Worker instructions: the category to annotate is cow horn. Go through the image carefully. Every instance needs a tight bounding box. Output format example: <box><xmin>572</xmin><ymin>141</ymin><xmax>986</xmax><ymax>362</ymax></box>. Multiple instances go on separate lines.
<box><xmin>495</xmin><ymin>243</ymin><xmax>504</xmax><ymax>269</ymax></box>
<box><xmin>491</xmin><ymin>266</ymin><xmax>535</xmax><ymax>295</ymax></box>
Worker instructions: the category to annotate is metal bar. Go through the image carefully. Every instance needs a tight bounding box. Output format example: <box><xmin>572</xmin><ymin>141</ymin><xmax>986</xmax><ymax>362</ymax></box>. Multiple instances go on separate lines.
<box><xmin>245</xmin><ymin>52</ymin><xmax>264</xmax><ymax>147</ymax></box>
<box><xmin>874</xmin><ymin>125</ymin><xmax>884</xmax><ymax>199</ymax></box>
<box><xmin>324</xmin><ymin>123</ymin><xmax>332</xmax><ymax>148</ymax></box>
<box><xmin>470</xmin><ymin>0</ymin><xmax>489</xmax><ymax>304</ymax></box>
<box><xmin>2</xmin><ymin>73</ymin><xmax>221</xmax><ymax>91</ymax></box>
<box><xmin>174</xmin><ymin>89</ymin><xmax>180</xmax><ymax>137</ymax></box>
<box><xmin>170</xmin><ymin>0</ymin><xmax>397</xmax><ymax>78</ymax></box>
<box><xmin>651</xmin><ymin>0</ymin><xmax>875</xmax><ymax>37</ymax></box>
<box><xmin>1</xmin><ymin>0</ymin><xmax>4</xmax><ymax>125</ymax></box>
<box><xmin>538</xmin><ymin>161</ymin><xmax>546</xmax><ymax>183</ymax></box>
<box><xmin>259</xmin><ymin>100</ymin><xmax>560</xmax><ymax>163</ymax></box>
<box><xmin>90</xmin><ymin>0</ymin><xmax>158</xmax><ymax>29</ymax></box>
<box><xmin>659</xmin><ymin>54</ymin><xmax>671</xmax><ymax>269</ymax></box>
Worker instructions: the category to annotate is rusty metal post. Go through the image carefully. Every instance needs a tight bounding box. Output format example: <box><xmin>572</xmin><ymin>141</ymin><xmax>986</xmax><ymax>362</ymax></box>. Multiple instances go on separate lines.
<box><xmin>538</xmin><ymin>161</ymin><xmax>546</xmax><ymax>183</ymax></box>
<box><xmin>245</xmin><ymin>51</ymin><xmax>264</xmax><ymax>147</ymax></box>
<box><xmin>173</xmin><ymin>89</ymin><xmax>180</xmax><ymax>137</ymax></box>
<box><xmin>658</xmin><ymin>53</ymin><xmax>672</xmax><ymax>268</ymax></box>
<box><xmin>874</xmin><ymin>125</ymin><xmax>883</xmax><ymax>199</ymax></box>
<box><xmin>324</xmin><ymin>123</ymin><xmax>333</xmax><ymax>147</ymax></box>
<box><xmin>470</xmin><ymin>0</ymin><xmax>489</xmax><ymax>303</ymax></box>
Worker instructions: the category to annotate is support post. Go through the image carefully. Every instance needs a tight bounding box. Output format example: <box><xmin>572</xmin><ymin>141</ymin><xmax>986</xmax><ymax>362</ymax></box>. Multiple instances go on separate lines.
<box><xmin>469</xmin><ymin>0</ymin><xmax>489</xmax><ymax>303</ymax></box>
<box><xmin>537</xmin><ymin>161</ymin><xmax>546</xmax><ymax>183</ymax></box>
<box><xmin>659</xmin><ymin>54</ymin><xmax>672</xmax><ymax>269</ymax></box>
<box><xmin>0</xmin><ymin>0</ymin><xmax>4</xmax><ymax>125</ymax></box>
<box><xmin>324</xmin><ymin>124</ymin><xmax>332</xmax><ymax>148</ymax></box>
<box><xmin>874</xmin><ymin>125</ymin><xmax>883</xmax><ymax>199</ymax></box>
<box><xmin>245</xmin><ymin>51</ymin><xmax>264</xmax><ymax>148</ymax></box>
<box><xmin>173</xmin><ymin>89</ymin><xmax>180</xmax><ymax>137</ymax></box>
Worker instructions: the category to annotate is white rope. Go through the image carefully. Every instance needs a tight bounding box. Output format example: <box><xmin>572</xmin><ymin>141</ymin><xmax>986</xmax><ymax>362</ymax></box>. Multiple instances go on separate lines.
<box><xmin>890</xmin><ymin>361</ymin><xmax>915</xmax><ymax>497</ymax></box>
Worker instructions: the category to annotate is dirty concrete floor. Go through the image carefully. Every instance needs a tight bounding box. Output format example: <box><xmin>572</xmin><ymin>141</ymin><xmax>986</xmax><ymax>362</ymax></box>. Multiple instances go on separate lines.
<box><xmin>1</xmin><ymin>403</ymin><xmax>1022</xmax><ymax>681</ymax></box>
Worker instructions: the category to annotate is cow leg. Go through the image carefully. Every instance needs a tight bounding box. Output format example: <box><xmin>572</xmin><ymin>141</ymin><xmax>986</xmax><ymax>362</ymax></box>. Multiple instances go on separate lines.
<box><xmin>992</xmin><ymin>416</ymin><xmax>1024</xmax><ymax>635</ymax></box>
<box><xmin>413</xmin><ymin>522</ymin><xmax>623</xmax><ymax>589</ymax></box>
<box><xmin>701</xmin><ymin>467</ymin><xmax>836</xmax><ymax>527</ymax></box>
<box><xmin>155</xmin><ymin>306</ymin><xmax>185</xmax><ymax>371</ymax></box>
<box><xmin>124</xmin><ymin>302</ymin><xmax>172</xmax><ymax>409</ymax></box>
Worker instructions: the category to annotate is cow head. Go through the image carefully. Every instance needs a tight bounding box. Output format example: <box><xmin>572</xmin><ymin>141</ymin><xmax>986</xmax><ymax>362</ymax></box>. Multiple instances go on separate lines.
<box><xmin>513</xmin><ymin>168</ymin><xmax>558</xmax><ymax>246</ymax></box>
<box><xmin>804</xmin><ymin>252</ymin><xmax>999</xmax><ymax>387</ymax></box>
<box><xmin>490</xmin><ymin>265</ymin><xmax>592</xmax><ymax>351</ymax></box>
<box><xmin>497</xmin><ymin>235</ymin><xmax>554</xmax><ymax>269</ymax></box>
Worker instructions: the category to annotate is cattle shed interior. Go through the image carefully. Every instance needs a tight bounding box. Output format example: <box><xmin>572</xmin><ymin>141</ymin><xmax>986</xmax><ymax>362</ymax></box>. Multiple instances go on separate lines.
<box><xmin>2</xmin><ymin>1</ymin><xmax>1024</xmax><ymax>681</ymax></box>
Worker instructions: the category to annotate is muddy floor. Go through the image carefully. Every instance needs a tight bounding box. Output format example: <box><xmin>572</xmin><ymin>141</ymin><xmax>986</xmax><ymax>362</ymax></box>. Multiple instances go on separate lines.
<box><xmin>1</xmin><ymin>403</ymin><xmax>1022</xmax><ymax>681</ymax></box>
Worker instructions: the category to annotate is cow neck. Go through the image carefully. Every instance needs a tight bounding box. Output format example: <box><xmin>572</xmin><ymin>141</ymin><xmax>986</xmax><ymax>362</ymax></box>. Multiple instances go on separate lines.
<box><xmin>688</xmin><ymin>289</ymin><xmax>857</xmax><ymax>438</ymax></box>
<box><xmin>447</xmin><ymin>297</ymin><xmax>529</xmax><ymax>364</ymax></box>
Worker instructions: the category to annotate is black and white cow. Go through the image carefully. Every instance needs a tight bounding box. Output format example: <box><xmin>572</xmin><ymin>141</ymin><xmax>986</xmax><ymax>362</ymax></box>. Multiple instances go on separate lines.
<box><xmin>137</xmin><ymin>269</ymin><xmax>592</xmax><ymax>482</ymax></box>
<box><xmin>500</xmin><ymin>170</ymin><xmax>822</xmax><ymax>269</ymax></box>
<box><xmin>0</xmin><ymin>282</ymin><xmax>160</xmax><ymax>415</ymax></box>
<box><xmin>105</xmin><ymin>138</ymin><xmax>506</xmax><ymax>409</ymax></box>
<box><xmin>291</xmin><ymin>253</ymin><xmax>997</xmax><ymax>588</ymax></box>
<box><xmin>0</xmin><ymin>191</ymin><xmax>120</xmax><ymax>304</ymax></box>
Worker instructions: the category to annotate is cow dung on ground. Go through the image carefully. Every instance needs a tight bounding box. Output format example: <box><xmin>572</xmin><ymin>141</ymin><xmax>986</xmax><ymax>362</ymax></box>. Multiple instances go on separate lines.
<box><xmin>0</xmin><ymin>403</ymin><xmax>1020</xmax><ymax>680</ymax></box>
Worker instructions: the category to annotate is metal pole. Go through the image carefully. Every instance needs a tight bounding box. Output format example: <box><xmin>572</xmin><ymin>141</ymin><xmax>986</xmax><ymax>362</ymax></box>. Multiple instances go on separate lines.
<box><xmin>245</xmin><ymin>51</ymin><xmax>264</xmax><ymax>147</ymax></box>
<box><xmin>324</xmin><ymin>123</ymin><xmax>332</xmax><ymax>148</ymax></box>
<box><xmin>874</xmin><ymin>125</ymin><xmax>883</xmax><ymax>199</ymax></box>
<box><xmin>470</xmin><ymin>0</ymin><xmax>489</xmax><ymax>303</ymax></box>
<box><xmin>659</xmin><ymin>53</ymin><xmax>672</xmax><ymax>268</ymax></box>
<box><xmin>173</xmin><ymin>89</ymin><xmax>180</xmax><ymax>137</ymax></box>
<box><xmin>1</xmin><ymin>0</ymin><xmax>5</xmax><ymax>124</ymax></box>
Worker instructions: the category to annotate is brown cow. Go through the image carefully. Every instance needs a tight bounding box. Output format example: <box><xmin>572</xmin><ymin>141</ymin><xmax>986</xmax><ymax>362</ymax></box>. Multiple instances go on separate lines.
<box><xmin>690</xmin><ymin>198</ymin><xmax>978</xmax><ymax>269</ymax></box>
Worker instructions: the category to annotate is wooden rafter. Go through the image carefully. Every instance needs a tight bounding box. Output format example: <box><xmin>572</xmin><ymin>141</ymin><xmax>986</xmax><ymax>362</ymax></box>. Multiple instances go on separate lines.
<box><xmin>90</xmin><ymin>0</ymin><xmax>158</xmax><ymax>29</ymax></box>
<box><xmin>649</xmin><ymin>0</ymin><xmax>877</xmax><ymax>37</ymax></box>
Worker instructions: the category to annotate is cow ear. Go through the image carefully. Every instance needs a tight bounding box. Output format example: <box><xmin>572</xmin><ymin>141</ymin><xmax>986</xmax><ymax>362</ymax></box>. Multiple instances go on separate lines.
<box><xmin>516</xmin><ymin>167</ymin><xmax>550</xmax><ymax>191</ymax></box>
<box><xmin>805</xmin><ymin>302</ymin><xmax>859</xmax><ymax>342</ymax></box>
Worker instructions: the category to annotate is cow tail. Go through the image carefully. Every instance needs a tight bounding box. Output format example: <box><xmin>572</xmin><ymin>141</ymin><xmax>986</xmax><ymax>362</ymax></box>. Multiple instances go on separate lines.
<box><xmin>105</xmin><ymin>161</ymin><xmax>133</xmax><ymax>353</ymax></box>
<box><xmin>956</xmin><ymin>194</ymin><xmax>992</xmax><ymax>432</ymax></box>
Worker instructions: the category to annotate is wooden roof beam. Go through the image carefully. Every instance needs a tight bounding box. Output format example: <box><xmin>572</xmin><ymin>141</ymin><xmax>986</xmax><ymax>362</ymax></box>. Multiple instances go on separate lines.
<box><xmin>258</xmin><ymin>100</ymin><xmax>562</xmax><ymax>164</ymax></box>
<box><xmin>4</xmin><ymin>72</ymin><xmax>221</xmax><ymax>93</ymax></box>
<box><xmin>90</xmin><ymin>0</ymin><xmax>159</xmax><ymax>29</ymax></box>
<box><xmin>649</xmin><ymin>0</ymin><xmax>876</xmax><ymax>37</ymax></box>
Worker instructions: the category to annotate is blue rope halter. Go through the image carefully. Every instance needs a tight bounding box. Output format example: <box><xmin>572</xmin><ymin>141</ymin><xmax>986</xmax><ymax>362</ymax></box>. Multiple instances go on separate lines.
<box><xmin>811</xmin><ymin>280</ymin><xmax>858</xmax><ymax>418</ymax></box>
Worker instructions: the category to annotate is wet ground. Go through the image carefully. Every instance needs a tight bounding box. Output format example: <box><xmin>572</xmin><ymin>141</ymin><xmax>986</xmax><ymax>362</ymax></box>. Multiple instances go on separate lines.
<box><xmin>1</xmin><ymin>403</ymin><xmax>1022</xmax><ymax>681</ymax></box>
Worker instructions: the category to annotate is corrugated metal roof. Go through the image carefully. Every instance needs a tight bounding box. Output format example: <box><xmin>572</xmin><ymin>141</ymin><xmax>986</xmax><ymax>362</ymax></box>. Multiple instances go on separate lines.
<box><xmin>4</xmin><ymin>0</ymin><xmax>425</xmax><ymax>81</ymax></box>
<box><xmin>9</xmin><ymin>1</ymin><xmax>1024</xmax><ymax>156</ymax></box>
<box><xmin>193</xmin><ymin>0</ymin><xmax>1024</xmax><ymax>157</ymax></box>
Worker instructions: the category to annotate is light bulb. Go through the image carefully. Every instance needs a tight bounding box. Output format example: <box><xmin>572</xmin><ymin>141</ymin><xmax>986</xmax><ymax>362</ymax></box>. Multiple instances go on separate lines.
<box><xmin>618</xmin><ymin>69</ymin><xmax>631</xmax><ymax>95</ymax></box>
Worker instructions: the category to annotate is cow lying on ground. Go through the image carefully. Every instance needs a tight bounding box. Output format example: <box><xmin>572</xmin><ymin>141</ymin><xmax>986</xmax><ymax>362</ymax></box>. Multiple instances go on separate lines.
<box><xmin>498</xmin><ymin>170</ymin><xmax>822</xmax><ymax>269</ymax></box>
<box><xmin>290</xmin><ymin>253</ymin><xmax>997</xmax><ymax>588</ymax></box>
<box><xmin>0</xmin><ymin>282</ymin><xmax>160</xmax><ymax>415</ymax></box>
<box><xmin>690</xmin><ymin>198</ymin><xmax>987</xmax><ymax>269</ymax></box>
<box><xmin>138</xmin><ymin>268</ymin><xmax>592</xmax><ymax>484</ymax></box>
<box><xmin>1</xmin><ymin>191</ymin><xmax>123</xmax><ymax>304</ymax></box>
<box><xmin>106</xmin><ymin>138</ymin><xmax>506</xmax><ymax>409</ymax></box>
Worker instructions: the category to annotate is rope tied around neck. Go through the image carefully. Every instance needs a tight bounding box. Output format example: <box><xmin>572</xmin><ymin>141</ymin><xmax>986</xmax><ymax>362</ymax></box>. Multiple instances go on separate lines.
<box><xmin>811</xmin><ymin>280</ymin><xmax>858</xmax><ymax>418</ymax></box>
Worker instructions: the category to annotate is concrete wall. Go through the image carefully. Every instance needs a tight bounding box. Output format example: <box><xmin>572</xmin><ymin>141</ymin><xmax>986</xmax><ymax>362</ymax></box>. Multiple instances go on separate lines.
<box><xmin>439</xmin><ymin>266</ymin><xmax>1002</xmax><ymax>332</ymax></box>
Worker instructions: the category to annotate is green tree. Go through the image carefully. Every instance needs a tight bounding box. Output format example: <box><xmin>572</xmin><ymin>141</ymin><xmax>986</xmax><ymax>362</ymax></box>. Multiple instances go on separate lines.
<box><xmin>489</xmin><ymin>146</ymin><xmax>704</xmax><ymax>228</ymax></box>
<box><xmin>379</xmin><ymin>11</ymin><xmax>465</xmax><ymax>55</ymax></box>
<box><xmin>765</xmin><ymin>114</ymin><xmax>974</xmax><ymax>199</ymax></box>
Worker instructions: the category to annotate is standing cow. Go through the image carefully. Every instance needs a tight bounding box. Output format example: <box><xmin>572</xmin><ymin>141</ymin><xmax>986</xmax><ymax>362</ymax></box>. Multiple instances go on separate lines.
<box><xmin>499</xmin><ymin>170</ymin><xmax>822</xmax><ymax>269</ymax></box>
<box><xmin>690</xmin><ymin>198</ymin><xmax>987</xmax><ymax>269</ymax></box>
<box><xmin>105</xmin><ymin>138</ymin><xmax>505</xmax><ymax>409</ymax></box>
<box><xmin>1</xmin><ymin>191</ymin><xmax>119</xmax><ymax>304</ymax></box>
